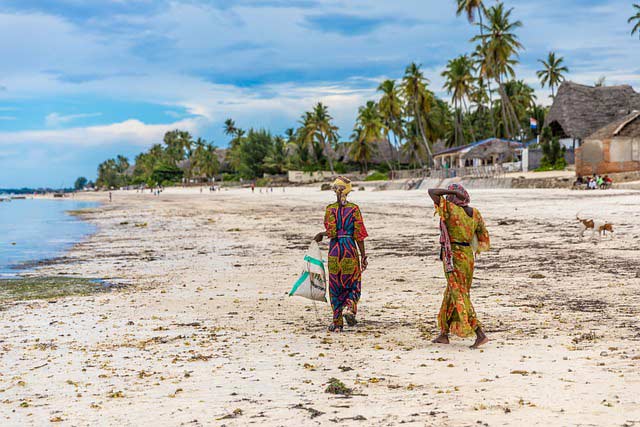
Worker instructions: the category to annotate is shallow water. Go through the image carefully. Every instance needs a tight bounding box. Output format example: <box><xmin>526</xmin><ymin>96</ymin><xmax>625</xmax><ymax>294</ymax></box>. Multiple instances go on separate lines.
<box><xmin>0</xmin><ymin>198</ymin><xmax>97</xmax><ymax>276</ymax></box>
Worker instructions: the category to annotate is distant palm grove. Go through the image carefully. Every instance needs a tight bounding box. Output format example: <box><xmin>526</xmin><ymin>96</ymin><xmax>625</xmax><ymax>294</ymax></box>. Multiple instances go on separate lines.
<box><xmin>93</xmin><ymin>1</ymin><xmax>638</xmax><ymax>189</ymax></box>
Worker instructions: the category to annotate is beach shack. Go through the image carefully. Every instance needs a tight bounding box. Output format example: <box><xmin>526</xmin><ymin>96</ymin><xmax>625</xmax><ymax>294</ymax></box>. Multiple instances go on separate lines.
<box><xmin>433</xmin><ymin>138</ymin><xmax>523</xmax><ymax>176</ymax></box>
<box><xmin>576</xmin><ymin>111</ymin><xmax>640</xmax><ymax>175</ymax></box>
<box><xmin>546</xmin><ymin>81</ymin><xmax>640</xmax><ymax>150</ymax></box>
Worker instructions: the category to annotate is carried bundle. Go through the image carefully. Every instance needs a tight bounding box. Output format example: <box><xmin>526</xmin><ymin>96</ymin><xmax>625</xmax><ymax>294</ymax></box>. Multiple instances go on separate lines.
<box><xmin>289</xmin><ymin>241</ymin><xmax>327</xmax><ymax>302</ymax></box>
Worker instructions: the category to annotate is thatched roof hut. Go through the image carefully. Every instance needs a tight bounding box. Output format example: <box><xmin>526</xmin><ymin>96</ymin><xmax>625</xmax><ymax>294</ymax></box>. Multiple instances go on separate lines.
<box><xmin>462</xmin><ymin>139</ymin><xmax>520</xmax><ymax>161</ymax></box>
<box><xmin>546</xmin><ymin>81</ymin><xmax>640</xmax><ymax>140</ymax></box>
<box><xmin>587</xmin><ymin>111</ymin><xmax>640</xmax><ymax>140</ymax></box>
<box><xmin>576</xmin><ymin>111</ymin><xmax>640</xmax><ymax>175</ymax></box>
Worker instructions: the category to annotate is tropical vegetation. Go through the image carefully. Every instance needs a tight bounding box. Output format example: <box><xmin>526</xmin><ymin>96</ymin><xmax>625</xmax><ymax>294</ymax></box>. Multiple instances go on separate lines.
<box><xmin>93</xmin><ymin>1</ymin><xmax>581</xmax><ymax>188</ymax></box>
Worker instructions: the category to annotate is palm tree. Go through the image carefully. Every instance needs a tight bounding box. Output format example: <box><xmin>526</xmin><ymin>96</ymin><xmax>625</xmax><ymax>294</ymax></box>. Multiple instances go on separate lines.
<box><xmin>473</xmin><ymin>3</ymin><xmax>523</xmax><ymax>139</ymax></box>
<box><xmin>377</xmin><ymin>79</ymin><xmax>404</xmax><ymax>171</ymax></box>
<box><xmin>349</xmin><ymin>101</ymin><xmax>382</xmax><ymax>173</ymax></box>
<box><xmin>401</xmin><ymin>120</ymin><xmax>427</xmax><ymax>168</ymax></box>
<box><xmin>457</xmin><ymin>0</ymin><xmax>495</xmax><ymax>136</ymax></box>
<box><xmin>264</xmin><ymin>136</ymin><xmax>288</xmax><ymax>174</ymax></box>
<box><xmin>402</xmin><ymin>63</ymin><xmax>435</xmax><ymax>166</ymax></box>
<box><xmin>303</xmin><ymin>102</ymin><xmax>339</xmax><ymax>174</ymax></box>
<box><xmin>442</xmin><ymin>55</ymin><xmax>476</xmax><ymax>146</ymax></box>
<box><xmin>456</xmin><ymin>0</ymin><xmax>485</xmax><ymax>24</ymax></box>
<box><xmin>630</xmin><ymin>3</ymin><xmax>640</xmax><ymax>38</ymax></box>
<box><xmin>536</xmin><ymin>52</ymin><xmax>568</xmax><ymax>98</ymax></box>
<box><xmin>224</xmin><ymin>118</ymin><xmax>237</xmax><ymax>137</ymax></box>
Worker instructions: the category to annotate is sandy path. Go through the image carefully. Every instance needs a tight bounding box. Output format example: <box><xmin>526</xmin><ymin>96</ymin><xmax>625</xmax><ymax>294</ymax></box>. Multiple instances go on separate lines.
<box><xmin>1</xmin><ymin>187</ymin><xmax>639</xmax><ymax>426</ymax></box>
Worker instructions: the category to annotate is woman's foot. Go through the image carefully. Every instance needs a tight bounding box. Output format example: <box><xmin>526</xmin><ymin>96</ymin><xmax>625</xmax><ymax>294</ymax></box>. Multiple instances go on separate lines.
<box><xmin>470</xmin><ymin>328</ymin><xmax>489</xmax><ymax>349</ymax></box>
<box><xmin>343</xmin><ymin>307</ymin><xmax>357</xmax><ymax>326</ymax></box>
<box><xmin>432</xmin><ymin>333</ymin><xmax>449</xmax><ymax>344</ymax></box>
<box><xmin>328</xmin><ymin>324</ymin><xmax>343</xmax><ymax>333</ymax></box>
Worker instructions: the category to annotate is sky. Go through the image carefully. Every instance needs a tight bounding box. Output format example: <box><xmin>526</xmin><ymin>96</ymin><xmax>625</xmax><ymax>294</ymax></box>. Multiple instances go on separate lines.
<box><xmin>0</xmin><ymin>0</ymin><xmax>638</xmax><ymax>187</ymax></box>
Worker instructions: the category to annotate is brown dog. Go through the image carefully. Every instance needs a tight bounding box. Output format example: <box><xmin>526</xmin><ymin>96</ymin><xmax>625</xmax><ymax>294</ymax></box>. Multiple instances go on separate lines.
<box><xmin>577</xmin><ymin>215</ymin><xmax>614</xmax><ymax>238</ymax></box>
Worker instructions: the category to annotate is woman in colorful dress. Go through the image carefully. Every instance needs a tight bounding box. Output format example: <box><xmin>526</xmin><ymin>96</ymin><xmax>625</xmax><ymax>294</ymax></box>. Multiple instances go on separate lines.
<box><xmin>314</xmin><ymin>177</ymin><xmax>368</xmax><ymax>332</ymax></box>
<box><xmin>428</xmin><ymin>184</ymin><xmax>490</xmax><ymax>349</ymax></box>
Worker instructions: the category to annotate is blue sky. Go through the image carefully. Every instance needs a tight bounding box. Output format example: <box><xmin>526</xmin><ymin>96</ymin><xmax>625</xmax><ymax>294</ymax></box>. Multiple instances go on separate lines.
<box><xmin>0</xmin><ymin>0</ymin><xmax>638</xmax><ymax>187</ymax></box>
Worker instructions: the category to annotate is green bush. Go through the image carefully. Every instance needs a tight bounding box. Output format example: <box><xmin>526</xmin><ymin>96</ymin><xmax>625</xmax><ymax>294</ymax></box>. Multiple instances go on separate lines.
<box><xmin>222</xmin><ymin>173</ymin><xmax>239</xmax><ymax>182</ymax></box>
<box><xmin>255</xmin><ymin>177</ymin><xmax>270</xmax><ymax>187</ymax></box>
<box><xmin>364</xmin><ymin>171</ymin><xmax>389</xmax><ymax>181</ymax></box>
<box><xmin>151</xmin><ymin>163</ymin><xmax>183</xmax><ymax>184</ymax></box>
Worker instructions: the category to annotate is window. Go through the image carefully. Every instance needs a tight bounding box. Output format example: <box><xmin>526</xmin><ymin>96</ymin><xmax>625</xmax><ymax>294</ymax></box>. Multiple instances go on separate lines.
<box><xmin>632</xmin><ymin>139</ymin><xmax>640</xmax><ymax>161</ymax></box>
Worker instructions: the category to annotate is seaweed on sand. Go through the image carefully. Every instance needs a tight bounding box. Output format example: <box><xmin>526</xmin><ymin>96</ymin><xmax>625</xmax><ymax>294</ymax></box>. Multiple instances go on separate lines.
<box><xmin>0</xmin><ymin>277</ymin><xmax>117</xmax><ymax>302</ymax></box>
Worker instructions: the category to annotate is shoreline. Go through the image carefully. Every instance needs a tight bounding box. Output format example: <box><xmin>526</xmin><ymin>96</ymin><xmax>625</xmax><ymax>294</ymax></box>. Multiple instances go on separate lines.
<box><xmin>1</xmin><ymin>187</ymin><xmax>639</xmax><ymax>426</ymax></box>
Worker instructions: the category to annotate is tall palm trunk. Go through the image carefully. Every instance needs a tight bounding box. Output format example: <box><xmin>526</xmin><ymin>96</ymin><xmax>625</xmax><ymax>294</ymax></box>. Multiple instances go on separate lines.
<box><xmin>462</xmin><ymin>97</ymin><xmax>478</xmax><ymax>143</ymax></box>
<box><xmin>321</xmin><ymin>134</ymin><xmax>335</xmax><ymax>174</ymax></box>
<box><xmin>478</xmin><ymin>8</ymin><xmax>497</xmax><ymax>136</ymax></box>
<box><xmin>412</xmin><ymin>95</ymin><xmax>433</xmax><ymax>167</ymax></box>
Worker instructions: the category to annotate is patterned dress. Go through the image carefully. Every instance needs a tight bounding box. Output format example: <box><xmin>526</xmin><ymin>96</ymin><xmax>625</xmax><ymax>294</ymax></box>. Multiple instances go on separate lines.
<box><xmin>324</xmin><ymin>202</ymin><xmax>368</xmax><ymax>327</ymax></box>
<box><xmin>436</xmin><ymin>198</ymin><xmax>490</xmax><ymax>337</ymax></box>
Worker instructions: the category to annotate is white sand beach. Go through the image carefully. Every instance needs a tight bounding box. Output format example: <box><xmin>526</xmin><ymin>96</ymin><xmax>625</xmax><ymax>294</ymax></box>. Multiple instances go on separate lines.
<box><xmin>1</xmin><ymin>187</ymin><xmax>639</xmax><ymax>426</ymax></box>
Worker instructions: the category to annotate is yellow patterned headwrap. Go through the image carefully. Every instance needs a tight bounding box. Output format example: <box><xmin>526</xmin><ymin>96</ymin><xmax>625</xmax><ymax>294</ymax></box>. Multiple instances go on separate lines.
<box><xmin>332</xmin><ymin>176</ymin><xmax>352</xmax><ymax>205</ymax></box>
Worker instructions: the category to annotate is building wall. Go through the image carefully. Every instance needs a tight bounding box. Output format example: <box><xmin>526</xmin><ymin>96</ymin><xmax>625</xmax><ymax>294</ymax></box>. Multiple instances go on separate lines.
<box><xmin>576</xmin><ymin>137</ymin><xmax>640</xmax><ymax>175</ymax></box>
<box><xmin>287</xmin><ymin>170</ymin><xmax>333</xmax><ymax>183</ymax></box>
<box><xmin>526</xmin><ymin>148</ymin><xmax>575</xmax><ymax>169</ymax></box>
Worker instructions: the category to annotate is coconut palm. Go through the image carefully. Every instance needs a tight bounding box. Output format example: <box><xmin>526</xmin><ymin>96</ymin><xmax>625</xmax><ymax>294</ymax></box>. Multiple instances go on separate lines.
<box><xmin>401</xmin><ymin>120</ymin><xmax>427</xmax><ymax>168</ymax></box>
<box><xmin>223</xmin><ymin>119</ymin><xmax>244</xmax><ymax>171</ymax></box>
<box><xmin>349</xmin><ymin>101</ymin><xmax>382</xmax><ymax>173</ymax></box>
<box><xmin>402</xmin><ymin>62</ymin><xmax>435</xmax><ymax>165</ymax></box>
<box><xmin>303</xmin><ymin>102</ymin><xmax>339</xmax><ymax>174</ymax></box>
<box><xmin>442</xmin><ymin>54</ymin><xmax>476</xmax><ymax>146</ymax></box>
<box><xmin>457</xmin><ymin>0</ymin><xmax>495</xmax><ymax>135</ymax></box>
<box><xmin>630</xmin><ymin>3</ymin><xmax>640</xmax><ymax>38</ymax></box>
<box><xmin>377</xmin><ymin>79</ymin><xmax>404</xmax><ymax>171</ymax></box>
<box><xmin>536</xmin><ymin>52</ymin><xmax>569</xmax><ymax>98</ymax></box>
<box><xmin>473</xmin><ymin>3</ymin><xmax>523</xmax><ymax>138</ymax></box>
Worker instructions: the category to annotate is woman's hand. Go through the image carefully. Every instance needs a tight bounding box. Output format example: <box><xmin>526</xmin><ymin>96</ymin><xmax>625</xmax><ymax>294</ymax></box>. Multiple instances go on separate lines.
<box><xmin>313</xmin><ymin>232</ymin><xmax>325</xmax><ymax>243</ymax></box>
<box><xmin>360</xmin><ymin>255</ymin><xmax>368</xmax><ymax>272</ymax></box>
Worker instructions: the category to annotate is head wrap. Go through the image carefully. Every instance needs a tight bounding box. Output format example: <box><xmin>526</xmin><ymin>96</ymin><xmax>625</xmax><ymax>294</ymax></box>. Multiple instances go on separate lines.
<box><xmin>332</xmin><ymin>176</ymin><xmax>352</xmax><ymax>206</ymax></box>
<box><xmin>439</xmin><ymin>183</ymin><xmax>470</xmax><ymax>273</ymax></box>
<box><xmin>445</xmin><ymin>183</ymin><xmax>470</xmax><ymax>207</ymax></box>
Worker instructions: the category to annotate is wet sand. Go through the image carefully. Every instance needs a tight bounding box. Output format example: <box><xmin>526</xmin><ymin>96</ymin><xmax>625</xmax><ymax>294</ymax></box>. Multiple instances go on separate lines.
<box><xmin>1</xmin><ymin>187</ymin><xmax>639</xmax><ymax>426</ymax></box>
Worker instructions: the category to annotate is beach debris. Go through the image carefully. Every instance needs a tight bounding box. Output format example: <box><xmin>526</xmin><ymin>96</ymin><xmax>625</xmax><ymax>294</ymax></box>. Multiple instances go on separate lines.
<box><xmin>529</xmin><ymin>273</ymin><xmax>545</xmax><ymax>279</ymax></box>
<box><xmin>217</xmin><ymin>408</ymin><xmax>243</xmax><ymax>420</ymax></box>
<box><xmin>338</xmin><ymin>365</ymin><xmax>353</xmax><ymax>372</ymax></box>
<box><xmin>292</xmin><ymin>403</ymin><xmax>324</xmax><ymax>419</ymax></box>
<box><xmin>107</xmin><ymin>390</ymin><xmax>124</xmax><ymax>398</ymax></box>
<box><xmin>320</xmin><ymin>183</ymin><xmax>331</xmax><ymax>191</ymax></box>
<box><xmin>325</xmin><ymin>378</ymin><xmax>352</xmax><ymax>396</ymax></box>
<box><xmin>329</xmin><ymin>415</ymin><xmax>366</xmax><ymax>422</ymax></box>
<box><xmin>134</xmin><ymin>222</ymin><xmax>147</xmax><ymax>228</ymax></box>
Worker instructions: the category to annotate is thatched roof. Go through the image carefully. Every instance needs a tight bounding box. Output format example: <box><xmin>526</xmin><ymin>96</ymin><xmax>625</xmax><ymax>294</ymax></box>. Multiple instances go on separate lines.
<box><xmin>546</xmin><ymin>81</ymin><xmax>640</xmax><ymax>140</ymax></box>
<box><xmin>586</xmin><ymin>111</ymin><xmax>640</xmax><ymax>140</ymax></box>
<box><xmin>434</xmin><ymin>138</ymin><xmax>522</xmax><ymax>157</ymax></box>
<box><xmin>462</xmin><ymin>139</ymin><xmax>520</xmax><ymax>160</ymax></box>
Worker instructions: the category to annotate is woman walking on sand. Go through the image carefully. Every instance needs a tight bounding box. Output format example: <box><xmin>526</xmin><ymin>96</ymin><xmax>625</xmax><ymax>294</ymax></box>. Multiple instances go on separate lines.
<box><xmin>315</xmin><ymin>177</ymin><xmax>368</xmax><ymax>332</ymax></box>
<box><xmin>428</xmin><ymin>184</ymin><xmax>490</xmax><ymax>349</ymax></box>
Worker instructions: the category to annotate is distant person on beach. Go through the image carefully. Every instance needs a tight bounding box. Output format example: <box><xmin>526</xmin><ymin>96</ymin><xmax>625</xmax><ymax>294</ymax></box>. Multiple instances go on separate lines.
<box><xmin>109</xmin><ymin>191</ymin><xmax>112</xmax><ymax>202</ymax></box>
<box><xmin>251</xmin><ymin>182</ymin><xmax>255</xmax><ymax>193</ymax></box>
<box><xmin>314</xmin><ymin>176</ymin><xmax>368</xmax><ymax>332</ymax></box>
<box><xmin>428</xmin><ymin>184</ymin><xmax>490</xmax><ymax>349</ymax></box>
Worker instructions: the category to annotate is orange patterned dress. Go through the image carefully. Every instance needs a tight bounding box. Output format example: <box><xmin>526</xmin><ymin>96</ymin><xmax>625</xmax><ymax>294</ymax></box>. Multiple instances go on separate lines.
<box><xmin>436</xmin><ymin>198</ymin><xmax>490</xmax><ymax>337</ymax></box>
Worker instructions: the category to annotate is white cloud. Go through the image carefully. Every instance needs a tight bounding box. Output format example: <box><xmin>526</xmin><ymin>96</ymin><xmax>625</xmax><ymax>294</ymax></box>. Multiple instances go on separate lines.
<box><xmin>0</xmin><ymin>117</ymin><xmax>205</xmax><ymax>147</ymax></box>
<box><xmin>45</xmin><ymin>112</ymin><xmax>102</xmax><ymax>127</ymax></box>
<box><xmin>0</xmin><ymin>115</ymin><xmax>16</xmax><ymax>120</ymax></box>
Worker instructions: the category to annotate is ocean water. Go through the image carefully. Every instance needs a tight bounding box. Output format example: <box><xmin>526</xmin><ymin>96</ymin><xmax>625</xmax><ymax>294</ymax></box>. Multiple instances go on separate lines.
<box><xmin>0</xmin><ymin>198</ymin><xmax>98</xmax><ymax>277</ymax></box>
